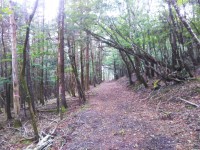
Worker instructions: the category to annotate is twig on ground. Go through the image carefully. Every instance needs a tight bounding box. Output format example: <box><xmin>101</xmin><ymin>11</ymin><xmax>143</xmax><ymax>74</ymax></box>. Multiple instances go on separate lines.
<box><xmin>6</xmin><ymin>127</ymin><xmax>21</xmax><ymax>132</ymax></box>
<box><xmin>140</xmin><ymin>90</ymin><xmax>155</xmax><ymax>101</ymax></box>
<box><xmin>156</xmin><ymin>100</ymin><xmax>162</xmax><ymax>112</ymax></box>
<box><xmin>176</xmin><ymin>97</ymin><xmax>199</xmax><ymax>108</ymax></box>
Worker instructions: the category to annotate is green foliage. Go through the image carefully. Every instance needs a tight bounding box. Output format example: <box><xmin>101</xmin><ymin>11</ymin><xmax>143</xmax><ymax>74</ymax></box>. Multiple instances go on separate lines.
<box><xmin>20</xmin><ymin>139</ymin><xmax>32</xmax><ymax>144</ymax></box>
<box><xmin>61</xmin><ymin>106</ymin><xmax>67</xmax><ymax>113</ymax></box>
<box><xmin>0</xmin><ymin>58</ymin><xmax>12</xmax><ymax>63</ymax></box>
<box><xmin>13</xmin><ymin>119</ymin><xmax>22</xmax><ymax>128</ymax></box>
<box><xmin>65</xmin><ymin>67</ymin><xmax>73</xmax><ymax>73</ymax></box>
<box><xmin>177</xmin><ymin>0</ymin><xmax>189</xmax><ymax>6</ymax></box>
<box><xmin>0</xmin><ymin>77</ymin><xmax>11</xmax><ymax>86</ymax></box>
<box><xmin>103</xmin><ymin>48</ymin><xmax>122</xmax><ymax>67</ymax></box>
<box><xmin>0</xmin><ymin>7</ymin><xmax>12</xmax><ymax>19</ymax></box>
<box><xmin>153</xmin><ymin>80</ymin><xmax>161</xmax><ymax>90</ymax></box>
<box><xmin>194</xmin><ymin>87</ymin><xmax>200</xmax><ymax>94</ymax></box>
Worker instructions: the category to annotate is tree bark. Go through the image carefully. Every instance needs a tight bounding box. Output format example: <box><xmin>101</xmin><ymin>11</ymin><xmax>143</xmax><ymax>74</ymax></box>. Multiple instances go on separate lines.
<box><xmin>58</xmin><ymin>0</ymin><xmax>67</xmax><ymax>120</ymax></box>
<box><xmin>9</xmin><ymin>0</ymin><xmax>20</xmax><ymax>121</ymax></box>
<box><xmin>85</xmin><ymin>32</ymin><xmax>90</xmax><ymax>90</ymax></box>
<box><xmin>119</xmin><ymin>51</ymin><xmax>133</xmax><ymax>85</ymax></box>
<box><xmin>1</xmin><ymin>14</ymin><xmax>12</xmax><ymax>119</ymax></box>
<box><xmin>171</xmin><ymin>0</ymin><xmax>200</xmax><ymax>48</ymax></box>
<box><xmin>20</xmin><ymin>0</ymin><xmax>40</xmax><ymax>140</ymax></box>
<box><xmin>67</xmin><ymin>37</ymin><xmax>86</xmax><ymax>104</ymax></box>
<box><xmin>80</xmin><ymin>43</ymin><xmax>85</xmax><ymax>90</ymax></box>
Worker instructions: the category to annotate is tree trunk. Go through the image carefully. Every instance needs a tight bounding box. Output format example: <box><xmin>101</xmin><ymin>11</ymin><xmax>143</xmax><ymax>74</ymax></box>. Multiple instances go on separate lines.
<box><xmin>67</xmin><ymin>37</ymin><xmax>86</xmax><ymax>104</ymax></box>
<box><xmin>85</xmin><ymin>32</ymin><xmax>90</xmax><ymax>90</ymax></box>
<box><xmin>171</xmin><ymin>0</ymin><xmax>200</xmax><ymax>48</ymax></box>
<box><xmin>26</xmin><ymin>42</ymin><xmax>36</xmax><ymax>113</ymax></box>
<box><xmin>80</xmin><ymin>35</ymin><xmax>85</xmax><ymax>90</ymax></box>
<box><xmin>113</xmin><ymin>58</ymin><xmax>118</xmax><ymax>80</ymax></box>
<box><xmin>9</xmin><ymin>1</ymin><xmax>21</xmax><ymax>122</ymax></box>
<box><xmin>1</xmin><ymin>15</ymin><xmax>12</xmax><ymax>119</ymax></box>
<box><xmin>58</xmin><ymin>0</ymin><xmax>67</xmax><ymax>120</ymax></box>
<box><xmin>90</xmin><ymin>42</ymin><xmax>96</xmax><ymax>87</ymax></box>
<box><xmin>134</xmin><ymin>56</ymin><xmax>148</xmax><ymax>88</ymax></box>
<box><xmin>20</xmin><ymin>0</ymin><xmax>40</xmax><ymax>140</ymax></box>
<box><xmin>119</xmin><ymin>51</ymin><xmax>133</xmax><ymax>85</ymax></box>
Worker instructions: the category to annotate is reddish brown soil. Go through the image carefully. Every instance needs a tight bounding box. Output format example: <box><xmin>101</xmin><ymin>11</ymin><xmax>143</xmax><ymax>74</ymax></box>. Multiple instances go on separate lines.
<box><xmin>1</xmin><ymin>79</ymin><xmax>200</xmax><ymax>150</ymax></box>
<box><xmin>53</xmin><ymin>80</ymin><xmax>197</xmax><ymax>150</ymax></box>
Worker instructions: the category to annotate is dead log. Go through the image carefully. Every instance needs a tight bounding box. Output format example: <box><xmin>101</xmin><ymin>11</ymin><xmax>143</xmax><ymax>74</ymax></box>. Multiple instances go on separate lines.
<box><xmin>34</xmin><ymin>135</ymin><xmax>54</xmax><ymax>150</ymax></box>
<box><xmin>25</xmin><ymin>134</ymin><xmax>54</xmax><ymax>150</ymax></box>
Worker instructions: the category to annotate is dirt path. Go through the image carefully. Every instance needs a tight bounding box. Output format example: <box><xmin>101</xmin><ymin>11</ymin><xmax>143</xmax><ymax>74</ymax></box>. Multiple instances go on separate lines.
<box><xmin>57</xmin><ymin>81</ymin><xmax>180</xmax><ymax>150</ymax></box>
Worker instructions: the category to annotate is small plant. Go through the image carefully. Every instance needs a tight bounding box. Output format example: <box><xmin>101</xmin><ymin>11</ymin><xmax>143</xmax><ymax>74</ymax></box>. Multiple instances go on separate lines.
<box><xmin>61</xmin><ymin>106</ymin><xmax>67</xmax><ymax>113</ymax></box>
<box><xmin>14</xmin><ymin>119</ymin><xmax>22</xmax><ymax>128</ymax></box>
<box><xmin>153</xmin><ymin>79</ymin><xmax>161</xmax><ymax>90</ymax></box>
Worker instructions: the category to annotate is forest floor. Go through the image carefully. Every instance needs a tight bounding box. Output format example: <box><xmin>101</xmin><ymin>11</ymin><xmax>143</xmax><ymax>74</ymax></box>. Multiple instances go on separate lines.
<box><xmin>1</xmin><ymin>76</ymin><xmax>200</xmax><ymax>150</ymax></box>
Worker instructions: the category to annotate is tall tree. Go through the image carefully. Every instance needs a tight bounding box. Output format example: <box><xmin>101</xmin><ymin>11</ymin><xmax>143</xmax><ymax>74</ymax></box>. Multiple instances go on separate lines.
<box><xmin>9</xmin><ymin>0</ymin><xmax>20</xmax><ymax>123</ymax></box>
<box><xmin>85</xmin><ymin>32</ymin><xmax>90</xmax><ymax>90</ymax></box>
<box><xmin>20</xmin><ymin>0</ymin><xmax>39</xmax><ymax>140</ymax></box>
<box><xmin>58</xmin><ymin>0</ymin><xmax>67</xmax><ymax>119</ymax></box>
<box><xmin>170</xmin><ymin>0</ymin><xmax>200</xmax><ymax>47</ymax></box>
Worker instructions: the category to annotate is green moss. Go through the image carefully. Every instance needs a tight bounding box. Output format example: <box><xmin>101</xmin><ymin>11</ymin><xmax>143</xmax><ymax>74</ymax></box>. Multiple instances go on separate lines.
<box><xmin>14</xmin><ymin>119</ymin><xmax>22</xmax><ymax>128</ymax></box>
<box><xmin>185</xmin><ymin>104</ymin><xmax>196</xmax><ymax>109</ymax></box>
<box><xmin>0</xmin><ymin>123</ymin><xmax>3</xmax><ymax>130</ymax></box>
<box><xmin>42</xmin><ymin>109</ymin><xmax>57</xmax><ymax>112</ymax></box>
<box><xmin>81</xmin><ymin>104</ymin><xmax>89</xmax><ymax>110</ymax></box>
<box><xmin>61</xmin><ymin>106</ymin><xmax>67</xmax><ymax>113</ymax></box>
<box><xmin>195</xmin><ymin>77</ymin><xmax>200</xmax><ymax>82</ymax></box>
<box><xmin>133</xmin><ymin>82</ymin><xmax>143</xmax><ymax>91</ymax></box>
<box><xmin>194</xmin><ymin>87</ymin><xmax>200</xmax><ymax>93</ymax></box>
<box><xmin>20</xmin><ymin>139</ymin><xmax>32</xmax><ymax>144</ymax></box>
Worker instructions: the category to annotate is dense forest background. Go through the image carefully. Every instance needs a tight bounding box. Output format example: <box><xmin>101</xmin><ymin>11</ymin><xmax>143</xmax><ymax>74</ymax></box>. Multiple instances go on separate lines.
<box><xmin>0</xmin><ymin>0</ymin><xmax>200</xmax><ymax>142</ymax></box>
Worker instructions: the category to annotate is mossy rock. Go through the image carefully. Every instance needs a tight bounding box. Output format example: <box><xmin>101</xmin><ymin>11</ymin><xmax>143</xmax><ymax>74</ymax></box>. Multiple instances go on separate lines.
<box><xmin>14</xmin><ymin>119</ymin><xmax>22</xmax><ymax>128</ymax></box>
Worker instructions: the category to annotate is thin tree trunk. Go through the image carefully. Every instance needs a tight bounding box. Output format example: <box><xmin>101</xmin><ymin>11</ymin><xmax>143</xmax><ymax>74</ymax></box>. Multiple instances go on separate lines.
<box><xmin>85</xmin><ymin>32</ymin><xmax>90</xmax><ymax>90</ymax></box>
<box><xmin>1</xmin><ymin>15</ymin><xmax>12</xmax><ymax>119</ymax></box>
<box><xmin>67</xmin><ymin>37</ymin><xmax>86</xmax><ymax>104</ymax></box>
<box><xmin>80</xmin><ymin>44</ymin><xmax>85</xmax><ymax>90</ymax></box>
<box><xmin>20</xmin><ymin>0</ymin><xmax>39</xmax><ymax>140</ymax></box>
<box><xmin>171</xmin><ymin>0</ymin><xmax>200</xmax><ymax>47</ymax></box>
<box><xmin>119</xmin><ymin>51</ymin><xmax>133</xmax><ymax>85</ymax></box>
<box><xmin>90</xmin><ymin>43</ymin><xmax>96</xmax><ymax>87</ymax></box>
<box><xmin>134</xmin><ymin>56</ymin><xmax>148</xmax><ymax>88</ymax></box>
<box><xmin>58</xmin><ymin>0</ymin><xmax>67</xmax><ymax>120</ymax></box>
<box><xmin>39</xmin><ymin>0</ymin><xmax>45</xmax><ymax>105</ymax></box>
<box><xmin>26</xmin><ymin>42</ymin><xmax>36</xmax><ymax>113</ymax></box>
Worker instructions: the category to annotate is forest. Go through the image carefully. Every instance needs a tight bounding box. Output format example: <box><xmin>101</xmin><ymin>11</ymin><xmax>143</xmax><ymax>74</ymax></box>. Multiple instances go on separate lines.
<box><xmin>0</xmin><ymin>0</ymin><xmax>200</xmax><ymax>149</ymax></box>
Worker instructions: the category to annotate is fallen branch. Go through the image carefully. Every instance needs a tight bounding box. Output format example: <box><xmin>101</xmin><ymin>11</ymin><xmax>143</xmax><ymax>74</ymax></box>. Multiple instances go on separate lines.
<box><xmin>177</xmin><ymin>97</ymin><xmax>199</xmax><ymax>108</ymax></box>
<box><xmin>25</xmin><ymin>118</ymin><xmax>59</xmax><ymax>150</ymax></box>
<box><xmin>37</xmin><ymin>109</ymin><xmax>57</xmax><ymax>113</ymax></box>
<box><xmin>34</xmin><ymin>134</ymin><xmax>54</xmax><ymax>150</ymax></box>
<box><xmin>25</xmin><ymin>134</ymin><xmax>54</xmax><ymax>150</ymax></box>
